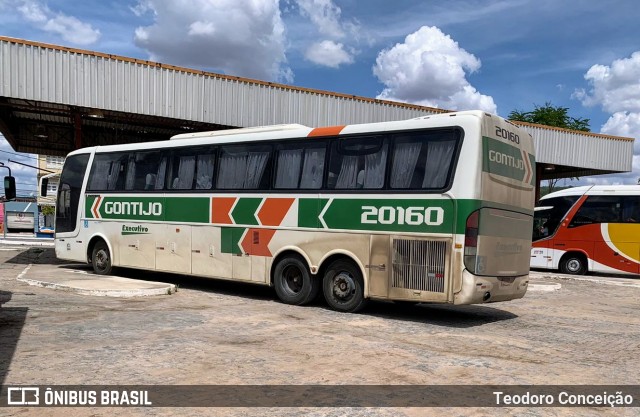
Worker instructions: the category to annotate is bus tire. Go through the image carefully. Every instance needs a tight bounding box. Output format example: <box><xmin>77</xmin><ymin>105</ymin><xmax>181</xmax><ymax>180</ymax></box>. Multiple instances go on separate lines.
<box><xmin>323</xmin><ymin>260</ymin><xmax>367</xmax><ymax>313</ymax></box>
<box><xmin>91</xmin><ymin>240</ymin><xmax>113</xmax><ymax>275</ymax></box>
<box><xmin>273</xmin><ymin>256</ymin><xmax>319</xmax><ymax>305</ymax></box>
<box><xmin>559</xmin><ymin>253</ymin><xmax>587</xmax><ymax>275</ymax></box>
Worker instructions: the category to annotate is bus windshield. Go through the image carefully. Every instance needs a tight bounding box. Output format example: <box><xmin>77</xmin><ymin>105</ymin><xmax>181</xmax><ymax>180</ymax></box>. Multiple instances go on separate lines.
<box><xmin>533</xmin><ymin>195</ymin><xmax>579</xmax><ymax>241</ymax></box>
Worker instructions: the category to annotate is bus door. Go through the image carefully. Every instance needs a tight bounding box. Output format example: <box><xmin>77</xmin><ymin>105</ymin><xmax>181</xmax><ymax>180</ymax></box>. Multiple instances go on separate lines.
<box><xmin>156</xmin><ymin>225</ymin><xmax>192</xmax><ymax>274</ymax></box>
<box><xmin>119</xmin><ymin>223</ymin><xmax>156</xmax><ymax>270</ymax></box>
<box><xmin>191</xmin><ymin>226</ymin><xmax>233</xmax><ymax>279</ymax></box>
<box><xmin>194</xmin><ymin>226</ymin><xmax>265</xmax><ymax>283</ymax></box>
<box><xmin>531</xmin><ymin>206</ymin><xmax>553</xmax><ymax>269</ymax></box>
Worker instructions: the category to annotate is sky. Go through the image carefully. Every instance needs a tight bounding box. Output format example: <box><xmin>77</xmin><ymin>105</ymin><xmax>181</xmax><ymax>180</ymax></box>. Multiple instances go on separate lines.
<box><xmin>1</xmin><ymin>0</ymin><xmax>640</xmax><ymax>193</ymax></box>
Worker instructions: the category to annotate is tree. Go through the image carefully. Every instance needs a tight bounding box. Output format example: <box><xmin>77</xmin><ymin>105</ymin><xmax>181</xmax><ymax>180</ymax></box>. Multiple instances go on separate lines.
<box><xmin>508</xmin><ymin>102</ymin><xmax>590</xmax><ymax>132</ymax></box>
<box><xmin>41</xmin><ymin>205</ymin><xmax>55</xmax><ymax>216</ymax></box>
<box><xmin>509</xmin><ymin>102</ymin><xmax>589</xmax><ymax>194</ymax></box>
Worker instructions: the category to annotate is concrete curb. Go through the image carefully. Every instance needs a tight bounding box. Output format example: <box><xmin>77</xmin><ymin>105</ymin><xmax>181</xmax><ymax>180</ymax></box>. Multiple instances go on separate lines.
<box><xmin>0</xmin><ymin>239</ymin><xmax>54</xmax><ymax>247</ymax></box>
<box><xmin>17</xmin><ymin>265</ymin><xmax>177</xmax><ymax>297</ymax></box>
<box><xmin>527</xmin><ymin>282</ymin><xmax>562</xmax><ymax>292</ymax></box>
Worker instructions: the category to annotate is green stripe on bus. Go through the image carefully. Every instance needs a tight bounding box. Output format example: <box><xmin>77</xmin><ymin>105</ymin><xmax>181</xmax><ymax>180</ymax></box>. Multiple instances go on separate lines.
<box><xmin>83</xmin><ymin>194</ymin><xmax>531</xmax><ymax>235</ymax></box>
<box><xmin>221</xmin><ymin>227</ymin><xmax>244</xmax><ymax>255</ymax></box>
<box><xmin>528</xmin><ymin>153</ymin><xmax>536</xmax><ymax>186</ymax></box>
<box><xmin>321</xmin><ymin>198</ymin><xmax>455</xmax><ymax>233</ymax></box>
<box><xmin>298</xmin><ymin>198</ymin><xmax>328</xmax><ymax>228</ymax></box>
<box><xmin>231</xmin><ymin>198</ymin><xmax>262</xmax><ymax>225</ymax></box>
<box><xmin>164</xmin><ymin>197</ymin><xmax>209</xmax><ymax>223</ymax></box>
<box><xmin>482</xmin><ymin>136</ymin><xmax>532</xmax><ymax>182</ymax></box>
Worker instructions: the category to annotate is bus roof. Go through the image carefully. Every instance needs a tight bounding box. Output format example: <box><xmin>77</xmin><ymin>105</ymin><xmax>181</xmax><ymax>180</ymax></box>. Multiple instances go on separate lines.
<box><xmin>66</xmin><ymin>110</ymin><xmax>517</xmax><ymax>156</ymax></box>
<box><xmin>541</xmin><ymin>185</ymin><xmax>640</xmax><ymax>200</ymax></box>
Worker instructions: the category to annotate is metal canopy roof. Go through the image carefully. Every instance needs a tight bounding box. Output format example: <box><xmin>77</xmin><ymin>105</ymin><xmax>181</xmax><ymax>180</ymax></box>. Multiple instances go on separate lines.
<box><xmin>0</xmin><ymin>36</ymin><xmax>634</xmax><ymax>181</ymax></box>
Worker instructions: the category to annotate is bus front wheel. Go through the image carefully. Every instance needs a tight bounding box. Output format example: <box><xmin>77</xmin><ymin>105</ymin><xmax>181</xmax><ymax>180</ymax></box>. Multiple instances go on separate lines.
<box><xmin>91</xmin><ymin>241</ymin><xmax>113</xmax><ymax>275</ymax></box>
<box><xmin>560</xmin><ymin>254</ymin><xmax>587</xmax><ymax>275</ymax></box>
<box><xmin>323</xmin><ymin>260</ymin><xmax>367</xmax><ymax>313</ymax></box>
<box><xmin>273</xmin><ymin>256</ymin><xmax>319</xmax><ymax>305</ymax></box>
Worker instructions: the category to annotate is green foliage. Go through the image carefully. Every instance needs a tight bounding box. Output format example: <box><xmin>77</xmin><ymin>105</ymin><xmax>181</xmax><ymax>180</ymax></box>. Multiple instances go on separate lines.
<box><xmin>508</xmin><ymin>102</ymin><xmax>590</xmax><ymax>132</ymax></box>
<box><xmin>41</xmin><ymin>205</ymin><xmax>55</xmax><ymax>216</ymax></box>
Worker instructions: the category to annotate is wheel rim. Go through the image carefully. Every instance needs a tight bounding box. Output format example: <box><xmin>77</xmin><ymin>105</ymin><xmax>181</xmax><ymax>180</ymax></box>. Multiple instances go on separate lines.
<box><xmin>282</xmin><ymin>265</ymin><xmax>303</xmax><ymax>295</ymax></box>
<box><xmin>95</xmin><ymin>249</ymin><xmax>109</xmax><ymax>272</ymax></box>
<box><xmin>566</xmin><ymin>258</ymin><xmax>581</xmax><ymax>273</ymax></box>
<box><xmin>331</xmin><ymin>271</ymin><xmax>356</xmax><ymax>301</ymax></box>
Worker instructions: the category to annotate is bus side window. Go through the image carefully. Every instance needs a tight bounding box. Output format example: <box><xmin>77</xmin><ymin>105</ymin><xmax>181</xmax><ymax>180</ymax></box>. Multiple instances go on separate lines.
<box><xmin>166</xmin><ymin>147</ymin><xmax>215</xmax><ymax>191</ymax></box>
<box><xmin>327</xmin><ymin>136</ymin><xmax>387</xmax><ymax>190</ymax></box>
<box><xmin>274</xmin><ymin>143</ymin><xmax>326</xmax><ymax>189</ymax></box>
<box><xmin>87</xmin><ymin>153</ymin><xmax>127</xmax><ymax>191</ymax></box>
<box><xmin>124</xmin><ymin>151</ymin><xmax>164</xmax><ymax>191</ymax></box>
<box><xmin>217</xmin><ymin>144</ymin><xmax>272</xmax><ymax>190</ymax></box>
<box><xmin>622</xmin><ymin>196</ymin><xmax>640</xmax><ymax>223</ymax></box>
<box><xmin>569</xmin><ymin>196</ymin><xmax>623</xmax><ymax>227</ymax></box>
<box><xmin>389</xmin><ymin>131</ymin><xmax>458</xmax><ymax>190</ymax></box>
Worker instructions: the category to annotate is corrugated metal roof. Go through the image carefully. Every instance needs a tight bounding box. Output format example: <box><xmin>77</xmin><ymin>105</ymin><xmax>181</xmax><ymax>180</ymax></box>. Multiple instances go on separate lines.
<box><xmin>0</xmin><ymin>36</ymin><xmax>635</xmax><ymax>173</ymax></box>
<box><xmin>0</xmin><ymin>36</ymin><xmax>445</xmax><ymax>127</ymax></box>
<box><xmin>518</xmin><ymin>123</ymin><xmax>632</xmax><ymax>171</ymax></box>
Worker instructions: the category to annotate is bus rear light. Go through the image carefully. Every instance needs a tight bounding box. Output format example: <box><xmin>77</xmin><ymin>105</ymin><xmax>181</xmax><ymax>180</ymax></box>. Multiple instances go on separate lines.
<box><xmin>464</xmin><ymin>210</ymin><xmax>480</xmax><ymax>274</ymax></box>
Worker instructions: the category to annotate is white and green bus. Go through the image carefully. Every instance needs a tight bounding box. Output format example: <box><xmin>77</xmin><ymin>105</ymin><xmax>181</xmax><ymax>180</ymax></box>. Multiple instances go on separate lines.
<box><xmin>51</xmin><ymin>110</ymin><xmax>535</xmax><ymax>312</ymax></box>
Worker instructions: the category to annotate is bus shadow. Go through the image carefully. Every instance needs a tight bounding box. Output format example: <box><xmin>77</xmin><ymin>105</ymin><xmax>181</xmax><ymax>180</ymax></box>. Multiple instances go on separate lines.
<box><xmin>0</xmin><ymin>291</ymin><xmax>28</xmax><ymax>386</ymax></box>
<box><xmin>4</xmin><ymin>247</ymin><xmax>63</xmax><ymax>266</ymax></box>
<box><xmin>56</xmin><ymin>264</ymin><xmax>518</xmax><ymax>327</ymax></box>
<box><xmin>58</xmin><ymin>263</ymin><xmax>278</xmax><ymax>302</ymax></box>
<box><xmin>362</xmin><ymin>302</ymin><xmax>518</xmax><ymax>328</ymax></box>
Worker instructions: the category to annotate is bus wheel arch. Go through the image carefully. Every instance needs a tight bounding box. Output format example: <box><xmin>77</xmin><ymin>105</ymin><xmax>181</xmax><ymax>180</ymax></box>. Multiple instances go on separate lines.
<box><xmin>559</xmin><ymin>252</ymin><xmax>588</xmax><ymax>275</ymax></box>
<box><xmin>271</xmin><ymin>250</ymin><xmax>320</xmax><ymax>306</ymax></box>
<box><xmin>87</xmin><ymin>236</ymin><xmax>113</xmax><ymax>275</ymax></box>
<box><xmin>318</xmin><ymin>254</ymin><xmax>368</xmax><ymax>313</ymax></box>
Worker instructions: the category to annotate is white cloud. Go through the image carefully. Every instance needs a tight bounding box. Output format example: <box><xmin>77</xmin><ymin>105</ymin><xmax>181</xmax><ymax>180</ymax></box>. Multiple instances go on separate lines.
<box><xmin>601</xmin><ymin>111</ymin><xmax>640</xmax><ymax>139</ymax></box>
<box><xmin>372</xmin><ymin>26</ymin><xmax>496</xmax><ymax>113</ymax></box>
<box><xmin>294</xmin><ymin>0</ymin><xmax>360</xmax><ymax>68</ymax></box>
<box><xmin>188</xmin><ymin>21</ymin><xmax>216</xmax><ymax>36</ymax></box>
<box><xmin>133</xmin><ymin>0</ymin><xmax>292</xmax><ymax>83</ymax></box>
<box><xmin>573</xmin><ymin>51</ymin><xmax>640</xmax><ymax>114</ymax></box>
<box><xmin>296</xmin><ymin>0</ymin><xmax>344</xmax><ymax>38</ymax></box>
<box><xmin>130</xmin><ymin>0</ymin><xmax>155</xmax><ymax>17</ymax></box>
<box><xmin>16</xmin><ymin>0</ymin><xmax>100</xmax><ymax>45</ymax></box>
<box><xmin>573</xmin><ymin>52</ymin><xmax>640</xmax><ymax>184</ymax></box>
<box><xmin>304</xmin><ymin>40</ymin><xmax>353</xmax><ymax>68</ymax></box>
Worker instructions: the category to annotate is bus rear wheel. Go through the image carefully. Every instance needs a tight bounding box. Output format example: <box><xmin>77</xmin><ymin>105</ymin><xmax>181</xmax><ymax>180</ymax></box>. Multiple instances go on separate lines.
<box><xmin>273</xmin><ymin>256</ymin><xmax>319</xmax><ymax>305</ymax></box>
<box><xmin>559</xmin><ymin>254</ymin><xmax>587</xmax><ymax>275</ymax></box>
<box><xmin>323</xmin><ymin>260</ymin><xmax>366</xmax><ymax>313</ymax></box>
<box><xmin>91</xmin><ymin>241</ymin><xmax>113</xmax><ymax>275</ymax></box>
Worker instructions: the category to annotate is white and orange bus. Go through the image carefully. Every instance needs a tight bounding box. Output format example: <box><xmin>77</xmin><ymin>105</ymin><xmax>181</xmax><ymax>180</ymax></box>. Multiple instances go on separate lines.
<box><xmin>531</xmin><ymin>185</ymin><xmax>640</xmax><ymax>275</ymax></box>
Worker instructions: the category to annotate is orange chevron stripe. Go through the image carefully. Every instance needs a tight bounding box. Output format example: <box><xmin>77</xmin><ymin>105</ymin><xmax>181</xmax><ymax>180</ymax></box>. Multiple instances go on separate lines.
<box><xmin>241</xmin><ymin>228</ymin><xmax>276</xmax><ymax>257</ymax></box>
<box><xmin>258</xmin><ymin>198</ymin><xmax>295</xmax><ymax>226</ymax></box>
<box><xmin>92</xmin><ymin>195</ymin><xmax>102</xmax><ymax>218</ymax></box>
<box><xmin>308</xmin><ymin>125</ymin><xmax>346</xmax><ymax>137</ymax></box>
<box><xmin>211</xmin><ymin>197</ymin><xmax>236</xmax><ymax>224</ymax></box>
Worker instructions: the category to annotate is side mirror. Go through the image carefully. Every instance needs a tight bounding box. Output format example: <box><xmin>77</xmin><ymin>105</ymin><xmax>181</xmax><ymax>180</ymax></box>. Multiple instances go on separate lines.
<box><xmin>40</xmin><ymin>177</ymin><xmax>49</xmax><ymax>197</ymax></box>
<box><xmin>4</xmin><ymin>176</ymin><xmax>15</xmax><ymax>200</ymax></box>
